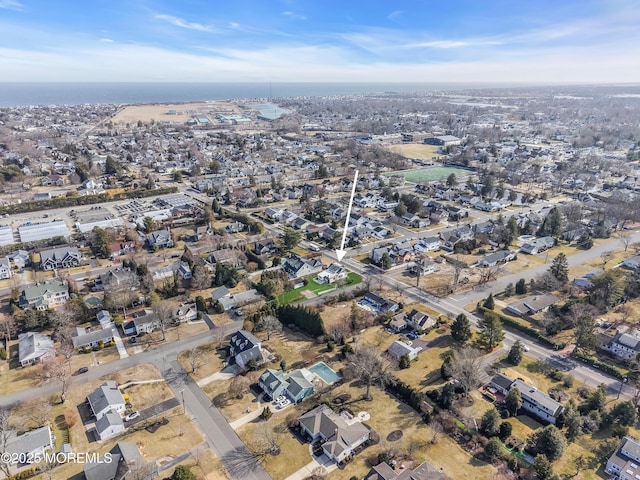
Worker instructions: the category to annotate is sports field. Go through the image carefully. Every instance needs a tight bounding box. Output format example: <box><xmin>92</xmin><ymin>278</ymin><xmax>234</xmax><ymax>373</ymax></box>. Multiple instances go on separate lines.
<box><xmin>386</xmin><ymin>143</ymin><xmax>441</xmax><ymax>160</ymax></box>
<box><xmin>392</xmin><ymin>166</ymin><xmax>472</xmax><ymax>183</ymax></box>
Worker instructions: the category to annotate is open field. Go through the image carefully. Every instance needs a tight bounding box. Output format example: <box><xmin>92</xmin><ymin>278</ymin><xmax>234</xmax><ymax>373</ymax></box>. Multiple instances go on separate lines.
<box><xmin>386</xmin><ymin>143</ymin><xmax>442</xmax><ymax>160</ymax></box>
<box><xmin>111</xmin><ymin>101</ymin><xmax>238</xmax><ymax>125</ymax></box>
<box><xmin>278</xmin><ymin>273</ymin><xmax>362</xmax><ymax>304</ymax></box>
<box><xmin>392</xmin><ymin>166</ymin><xmax>472</xmax><ymax>184</ymax></box>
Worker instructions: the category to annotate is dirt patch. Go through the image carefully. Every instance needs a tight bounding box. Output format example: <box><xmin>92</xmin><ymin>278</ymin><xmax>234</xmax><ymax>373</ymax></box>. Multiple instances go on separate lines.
<box><xmin>386</xmin><ymin>430</ymin><xmax>403</xmax><ymax>442</ymax></box>
<box><xmin>301</xmin><ymin>290</ymin><xmax>316</xmax><ymax>299</ymax></box>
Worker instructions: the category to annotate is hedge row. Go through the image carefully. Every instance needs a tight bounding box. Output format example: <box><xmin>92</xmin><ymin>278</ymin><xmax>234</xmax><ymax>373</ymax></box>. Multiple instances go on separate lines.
<box><xmin>570</xmin><ymin>350</ymin><xmax>625</xmax><ymax>379</ymax></box>
<box><xmin>477</xmin><ymin>305</ymin><xmax>566</xmax><ymax>350</ymax></box>
<box><xmin>0</xmin><ymin>186</ymin><xmax>178</xmax><ymax>215</ymax></box>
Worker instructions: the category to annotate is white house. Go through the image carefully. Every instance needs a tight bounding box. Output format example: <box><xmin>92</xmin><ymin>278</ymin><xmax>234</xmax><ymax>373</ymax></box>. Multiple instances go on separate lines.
<box><xmin>316</xmin><ymin>263</ymin><xmax>348</xmax><ymax>284</ymax></box>
<box><xmin>0</xmin><ymin>256</ymin><xmax>12</xmax><ymax>279</ymax></box>
<box><xmin>606</xmin><ymin>436</ymin><xmax>640</xmax><ymax>480</ymax></box>
<box><xmin>94</xmin><ymin>411</ymin><xmax>125</xmax><ymax>441</ymax></box>
<box><xmin>229</xmin><ymin>330</ymin><xmax>263</xmax><ymax>370</ymax></box>
<box><xmin>174</xmin><ymin>303</ymin><xmax>198</xmax><ymax>323</ymax></box>
<box><xmin>6</xmin><ymin>425</ymin><xmax>55</xmax><ymax>462</ymax></box>
<box><xmin>87</xmin><ymin>381</ymin><xmax>127</xmax><ymax>420</ymax></box>
<box><xmin>18</xmin><ymin>332</ymin><xmax>54</xmax><ymax>367</ymax></box>
<box><xmin>388</xmin><ymin>341</ymin><xmax>420</xmax><ymax>361</ymax></box>
<box><xmin>603</xmin><ymin>331</ymin><xmax>640</xmax><ymax>361</ymax></box>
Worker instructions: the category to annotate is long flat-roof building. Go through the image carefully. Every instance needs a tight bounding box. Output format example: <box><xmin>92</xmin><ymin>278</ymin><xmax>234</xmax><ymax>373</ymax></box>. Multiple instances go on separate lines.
<box><xmin>18</xmin><ymin>221</ymin><xmax>70</xmax><ymax>243</ymax></box>
<box><xmin>0</xmin><ymin>226</ymin><xmax>14</xmax><ymax>246</ymax></box>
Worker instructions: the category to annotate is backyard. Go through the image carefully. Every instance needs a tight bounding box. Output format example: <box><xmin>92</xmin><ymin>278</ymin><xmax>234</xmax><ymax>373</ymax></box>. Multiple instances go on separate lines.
<box><xmin>278</xmin><ymin>272</ymin><xmax>362</xmax><ymax>304</ymax></box>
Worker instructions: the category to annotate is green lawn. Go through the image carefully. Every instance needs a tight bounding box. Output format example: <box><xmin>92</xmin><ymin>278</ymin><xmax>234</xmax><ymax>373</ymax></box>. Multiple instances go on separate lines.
<box><xmin>278</xmin><ymin>272</ymin><xmax>362</xmax><ymax>305</ymax></box>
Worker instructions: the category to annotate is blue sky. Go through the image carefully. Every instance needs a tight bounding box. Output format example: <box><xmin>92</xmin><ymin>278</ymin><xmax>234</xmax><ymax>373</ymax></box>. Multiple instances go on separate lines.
<box><xmin>1</xmin><ymin>0</ymin><xmax>639</xmax><ymax>83</ymax></box>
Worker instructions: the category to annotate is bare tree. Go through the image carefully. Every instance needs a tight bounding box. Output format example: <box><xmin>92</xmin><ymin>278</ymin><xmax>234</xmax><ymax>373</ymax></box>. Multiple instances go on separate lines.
<box><xmin>228</xmin><ymin>375</ymin><xmax>251</xmax><ymax>399</ymax></box>
<box><xmin>477</xmin><ymin>266</ymin><xmax>500</xmax><ymax>287</ymax></box>
<box><xmin>345</xmin><ymin>344</ymin><xmax>395</xmax><ymax>400</ymax></box>
<box><xmin>184</xmin><ymin>347</ymin><xmax>205</xmax><ymax>374</ymax></box>
<box><xmin>259</xmin><ymin>315</ymin><xmax>282</xmax><ymax>341</ymax></box>
<box><xmin>42</xmin><ymin>356</ymin><xmax>71</xmax><ymax>403</ymax></box>
<box><xmin>0</xmin><ymin>313</ymin><xmax>17</xmax><ymax>342</ymax></box>
<box><xmin>152</xmin><ymin>300</ymin><xmax>175</xmax><ymax>341</ymax></box>
<box><xmin>0</xmin><ymin>408</ymin><xmax>14</xmax><ymax>478</ymax></box>
<box><xmin>618</xmin><ymin>231</ymin><xmax>632</xmax><ymax>252</ymax></box>
<box><xmin>601</xmin><ymin>251</ymin><xmax>614</xmax><ymax>269</ymax></box>
<box><xmin>429</xmin><ymin>418</ymin><xmax>444</xmax><ymax>444</ymax></box>
<box><xmin>450</xmin><ymin>347</ymin><xmax>483</xmax><ymax>397</ymax></box>
<box><xmin>15</xmin><ymin>398</ymin><xmax>51</xmax><ymax>430</ymax></box>
<box><xmin>212</xmin><ymin>323</ymin><xmax>230</xmax><ymax>349</ymax></box>
<box><xmin>253</xmin><ymin>418</ymin><xmax>283</xmax><ymax>456</ymax></box>
<box><xmin>190</xmin><ymin>263</ymin><xmax>211</xmax><ymax>291</ymax></box>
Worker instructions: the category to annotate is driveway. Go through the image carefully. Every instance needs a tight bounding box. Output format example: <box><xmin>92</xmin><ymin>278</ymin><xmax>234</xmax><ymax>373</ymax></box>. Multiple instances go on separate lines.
<box><xmin>284</xmin><ymin>453</ymin><xmax>337</xmax><ymax>480</ymax></box>
<box><xmin>124</xmin><ymin>397</ymin><xmax>181</xmax><ymax>428</ymax></box>
<box><xmin>109</xmin><ymin>323</ymin><xmax>129</xmax><ymax>359</ymax></box>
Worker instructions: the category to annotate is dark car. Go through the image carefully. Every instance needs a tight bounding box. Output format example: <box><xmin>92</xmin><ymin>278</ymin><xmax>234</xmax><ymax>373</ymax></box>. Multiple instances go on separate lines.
<box><xmin>78</xmin><ymin>367</ymin><xmax>89</xmax><ymax>374</ymax></box>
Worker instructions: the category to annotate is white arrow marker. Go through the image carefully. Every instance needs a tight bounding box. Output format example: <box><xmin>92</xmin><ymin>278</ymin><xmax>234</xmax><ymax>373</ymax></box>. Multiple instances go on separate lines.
<box><xmin>336</xmin><ymin>169</ymin><xmax>359</xmax><ymax>262</ymax></box>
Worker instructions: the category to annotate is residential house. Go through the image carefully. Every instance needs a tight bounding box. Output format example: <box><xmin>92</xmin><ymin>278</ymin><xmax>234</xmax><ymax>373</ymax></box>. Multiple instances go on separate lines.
<box><xmin>298</xmin><ymin>405</ymin><xmax>370</xmax><ymax>463</ymax></box>
<box><xmin>19</xmin><ymin>280</ymin><xmax>69</xmax><ymax>310</ymax></box>
<box><xmin>72</xmin><ymin>327</ymin><xmax>113</xmax><ymax>350</ymax></box>
<box><xmin>369</xmin><ymin>246</ymin><xmax>390</xmax><ymax>263</ymax></box>
<box><xmin>388</xmin><ymin>314</ymin><xmax>408</xmax><ymax>333</ymax></box>
<box><xmin>173</xmin><ymin>303</ymin><xmax>198</xmax><ymax>323</ymax></box>
<box><xmin>603</xmin><ymin>330</ymin><xmax>640</xmax><ymax>361</ymax></box>
<box><xmin>211</xmin><ymin>285</ymin><xmax>231</xmax><ymax>301</ymax></box>
<box><xmin>364</xmin><ymin>460</ymin><xmax>446</xmax><ymax>480</ymax></box>
<box><xmin>178</xmin><ymin>261</ymin><xmax>192</xmax><ymax>280</ymax></box>
<box><xmin>95</xmin><ymin>411</ymin><xmax>125</xmax><ymax>441</ymax></box>
<box><xmin>489</xmin><ymin>373</ymin><xmax>563</xmax><ymax>424</ymax></box>
<box><xmin>6</xmin><ymin>425</ymin><xmax>55</xmax><ymax>463</ymax></box>
<box><xmin>316</xmin><ymin>263</ymin><xmax>348</xmax><ymax>284</ymax></box>
<box><xmin>0</xmin><ymin>256</ymin><xmax>12</xmax><ymax>279</ymax></box>
<box><xmin>97</xmin><ymin>310</ymin><xmax>112</xmax><ymax>328</ymax></box>
<box><xmin>416</xmin><ymin>237</ymin><xmax>441</xmax><ymax>252</ymax></box>
<box><xmin>41</xmin><ymin>174</ymin><xmax>64</xmax><ymax>186</ymax></box>
<box><xmin>282</xmin><ymin>255</ymin><xmax>324</xmax><ymax>280</ymax></box>
<box><xmin>209</xmin><ymin>249</ymin><xmax>244</xmax><ymax>267</ymax></box>
<box><xmin>361</xmin><ymin>292</ymin><xmax>399</xmax><ymax>314</ymax></box>
<box><xmin>293</xmin><ymin>217</ymin><xmax>310</xmax><ymax>230</ymax></box>
<box><xmin>605</xmin><ymin>436</ymin><xmax>640</xmax><ymax>480</ymax></box>
<box><xmin>405</xmin><ymin>309</ymin><xmax>435</xmax><ymax>331</ymax></box>
<box><xmin>146</xmin><ymin>229</ymin><xmax>174</xmax><ymax>249</ymax></box>
<box><xmin>506</xmin><ymin>294</ymin><xmax>558</xmax><ymax>316</ymax></box>
<box><xmin>18</xmin><ymin>332</ymin><xmax>54</xmax><ymax>367</ymax></box>
<box><xmin>280</xmin><ymin>210</ymin><xmax>298</xmax><ymax>225</ymax></box>
<box><xmin>109</xmin><ymin>241</ymin><xmax>136</xmax><ymax>260</ymax></box>
<box><xmin>254</xmin><ymin>239</ymin><xmax>277</xmax><ymax>256</ymax></box>
<box><xmin>406</xmin><ymin>258</ymin><xmax>437</xmax><ymax>277</ymax></box>
<box><xmin>8</xmin><ymin>250</ymin><xmax>29</xmax><ymax>270</ymax></box>
<box><xmin>258</xmin><ymin>368</ymin><xmax>315</xmax><ymax>403</ymax></box>
<box><xmin>229</xmin><ymin>330</ymin><xmax>263</xmax><ymax>370</ymax></box>
<box><xmin>401</xmin><ymin>213</ymin><xmax>424</xmax><ymax>228</ymax></box>
<box><xmin>224</xmin><ymin>221</ymin><xmax>245</xmax><ymax>234</ymax></box>
<box><xmin>488</xmin><ymin>373</ymin><xmax>515</xmax><ymax>396</ymax></box>
<box><xmin>39</xmin><ymin>246</ymin><xmax>81</xmax><ymax>270</ymax></box>
<box><xmin>388</xmin><ymin>340</ymin><xmax>420</xmax><ymax>361</ymax></box>
<box><xmin>520</xmin><ymin>236</ymin><xmax>555</xmax><ymax>255</ymax></box>
<box><xmin>97</xmin><ymin>268</ymin><xmax>137</xmax><ymax>291</ymax></box>
<box><xmin>622</xmin><ymin>255</ymin><xmax>640</xmax><ymax>270</ymax></box>
<box><xmin>87</xmin><ymin>381</ymin><xmax>127</xmax><ymax>420</ymax></box>
<box><xmin>84</xmin><ymin>442</ymin><xmax>156</xmax><ymax>480</ymax></box>
<box><xmin>124</xmin><ymin>311</ymin><xmax>160</xmax><ymax>336</ymax></box>
<box><xmin>478</xmin><ymin>250</ymin><xmax>516</xmax><ymax>267</ymax></box>
<box><xmin>264</xmin><ymin>207</ymin><xmax>284</xmax><ymax>221</ymax></box>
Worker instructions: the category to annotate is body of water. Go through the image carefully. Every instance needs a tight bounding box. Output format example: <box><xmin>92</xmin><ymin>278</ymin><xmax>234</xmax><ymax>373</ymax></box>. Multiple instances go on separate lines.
<box><xmin>0</xmin><ymin>82</ymin><xmax>498</xmax><ymax>108</ymax></box>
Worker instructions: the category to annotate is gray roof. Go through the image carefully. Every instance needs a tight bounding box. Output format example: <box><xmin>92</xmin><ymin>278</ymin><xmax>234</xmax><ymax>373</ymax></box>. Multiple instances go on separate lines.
<box><xmin>490</xmin><ymin>373</ymin><xmax>515</xmax><ymax>391</ymax></box>
<box><xmin>72</xmin><ymin>328</ymin><xmax>113</xmax><ymax>349</ymax></box>
<box><xmin>299</xmin><ymin>405</ymin><xmax>369</xmax><ymax>457</ymax></box>
<box><xmin>230</xmin><ymin>330</ymin><xmax>261</xmax><ymax>355</ymax></box>
<box><xmin>615</xmin><ymin>332</ymin><xmax>640</xmax><ymax>350</ymax></box>
<box><xmin>6</xmin><ymin>425</ymin><xmax>54</xmax><ymax>456</ymax></box>
<box><xmin>506</xmin><ymin>294</ymin><xmax>558</xmax><ymax>315</ymax></box>
<box><xmin>95</xmin><ymin>411</ymin><xmax>124</xmax><ymax>437</ymax></box>
<box><xmin>18</xmin><ymin>332</ymin><xmax>54</xmax><ymax>364</ymax></box>
<box><xmin>512</xmin><ymin>379</ymin><xmax>563</xmax><ymax>417</ymax></box>
<box><xmin>388</xmin><ymin>341</ymin><xmax>418</xmax><ymax>359</ymax></box>
<box><xmin>87</xmin><ymin>381</ymin><xmax>126</xmax><ymax>418</ymax></box>
<box><xmin>211</xmin><ymin>285</ymin><xmax>231</xmax><ymax>300</ymax></box>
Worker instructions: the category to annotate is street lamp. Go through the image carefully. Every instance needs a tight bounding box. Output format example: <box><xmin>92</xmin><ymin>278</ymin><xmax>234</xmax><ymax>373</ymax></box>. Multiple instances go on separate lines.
<box><xmin>617</xmin><ymin>377</ymin><xmax>628</xmax><ymax>399</ymax></box>
<box><xmin>180</xmin><ymin>389</ymin><xmax>185</xmax><ymax>414</ymax></box>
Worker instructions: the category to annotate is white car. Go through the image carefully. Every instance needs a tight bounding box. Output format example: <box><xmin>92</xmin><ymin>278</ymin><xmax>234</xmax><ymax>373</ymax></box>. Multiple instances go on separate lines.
<box><xmin>124</xmin><ymin>411</ymin><xmax>140</xmax><ymax>421</ymax></box>
<box><xmin>521</xmin><ymin>344</ymin><xmax>530</xmax><ymax>352</ymax></box>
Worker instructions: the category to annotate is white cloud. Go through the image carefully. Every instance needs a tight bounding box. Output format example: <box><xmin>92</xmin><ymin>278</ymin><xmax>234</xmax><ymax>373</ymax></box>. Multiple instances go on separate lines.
<box><xmin>100</xmin><ymin>38</ymin><xmax>114</xmax><ymax>43</ymax></box>
<box><xmin>387</xmin><ymin>10</ymin><xmax>403</xmax><ymax>22</ymax></box>
<box><xmin>154</xmin><ymin>14</ymin><xmax>218</xmax><ymax>33</ymax></box>
<box><xmin>407</xmin><ymin>40</ymin><xmax>503</xmax><ymax>49</ymax></box>
<box><xmin>0</xmin><ymin>0</ymin><xmax>22</xmax><ymax>10</ymax></box>
<box><xmin>282</xmin><ymin>11</ymin><xmax>306</xmax><ymax>21</ymax></box>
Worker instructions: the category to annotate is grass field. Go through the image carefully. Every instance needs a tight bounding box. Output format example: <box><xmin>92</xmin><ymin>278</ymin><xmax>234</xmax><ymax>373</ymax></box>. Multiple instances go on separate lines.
<box><xmin>277</xmin><ymin>273</ymin><xmax>362</xmax><ymax>304</ymax></box>
<box><xmin>386</xmin><ymin>143</ymin><xmax>442</xmax><ymax>160</ymax></box>
<box><xmin>391</xmin><ymin>166</ymin><xmax>472</xmax><ymax>184</ymax></box>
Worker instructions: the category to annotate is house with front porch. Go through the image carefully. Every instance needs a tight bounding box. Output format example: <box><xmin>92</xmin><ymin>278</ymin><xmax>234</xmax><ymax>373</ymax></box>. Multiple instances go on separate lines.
<box><xmin>72</xmin><ymin>327</ymin><xmax>113</xmax><ymax>350</ymax></box>
<box><xmin>298</xmin><ymin>405</ymin><xmax>370</xmax><ymax>464</ymax></box>
<box><xmin>18</xmin><ymin>332</ymin><xmax>54</xmax><ymax>367</ymax></box>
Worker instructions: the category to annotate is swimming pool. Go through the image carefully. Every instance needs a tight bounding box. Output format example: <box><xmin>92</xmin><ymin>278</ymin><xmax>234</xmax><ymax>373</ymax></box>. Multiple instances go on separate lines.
<box><xmin>309</xmin><ymin>362</ymin><xmax>341</xmax><ymax>384</ymax></box>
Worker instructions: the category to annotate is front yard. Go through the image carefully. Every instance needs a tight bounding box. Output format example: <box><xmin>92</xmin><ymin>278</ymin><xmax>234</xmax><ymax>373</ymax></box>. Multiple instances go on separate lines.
<box><xmin>278</xmin><ymin>273</ymin><xmax>362</xmax><ymax>304</ymax></box>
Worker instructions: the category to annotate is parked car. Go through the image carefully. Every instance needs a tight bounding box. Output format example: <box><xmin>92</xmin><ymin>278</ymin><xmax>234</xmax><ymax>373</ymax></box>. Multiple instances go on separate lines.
<box><xmin>124</xmin><ymin>411</ymin><xmax>140</xmax><ymax>421</ymax></box>
<box><xmin>521</xmin><ymin>344</ymin><xmax>530</xmax><ymax>352</ymax></box>
<box><xmin>78</xmin><ymin>367</ymin><xmax>89</xmax><ymax>374</ymax></box>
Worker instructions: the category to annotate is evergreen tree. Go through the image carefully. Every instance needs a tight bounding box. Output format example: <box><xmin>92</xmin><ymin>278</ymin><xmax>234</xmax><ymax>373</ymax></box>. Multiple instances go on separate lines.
<box><xmin>280</xmin><ymin>228</ymin><xmax>302</xmax><ymax>254</ymax></box>
<box><xmin>533</xmin><ymin>455</ymin><xmax>553</xmax><ymax>480</ymax></box>
<box><xmin>399</xmin><ymin>354</ymin><xmax>411</xmax><ymax>369</ymax></box>
<box><xmin>440</xmin><ymin>356</ymin><xmax>453</xmax><ymax>380</ymax></box>
<box><xmin>531</xmin><ymin>425</ymin><xmax>567</xmax><ymax>461</ymax></box>
<box><xmin>609</xmin><ymin>401</ymin><xmax>638</xmax><ymax>426</ymax></box>
<box><xmin>549</xmin><ymin>253</ymin><xmax>569</xmax><ymax>283</ymax></box>
<box><xmin>504</xmin><ymin>282</ymin><xmax>515</xmax><ymax>297</ymax></box>
<box><xmin>451</xmin><ymin>313</ymin><xmax>472</xmax><ymax>344</ymax></box>
<box><xmin>478</xmin><ymin>312</ymin><xmax>504</xmax><ymax>349</ymax></box>
<box><xmin>483</xmin><ymin>293</ymin><xmax>495</xmax><ymax>310</ymax></box>
<box><xmin>480</xmin><ymin>407</ymin><xmax>501</xmax><ymax>437</ymax></box>
<box><xmin>505</xmin><ymin>387</ymin><xmax>522</xmax><ymax>415</ymax></box>
<box><xmin>515</xmin><ymin>278</ymin><xmax>527</xmax><ymax>295</ymax></box>
<box><xmin>575</xmin><ymin>314</ymin><xmax>597</xmax><ymax>353</ymax></box>
<box><xmin>379</xmin><ymin>252</ymin><xmax>392</xmax><ymax>270</ymax></box>
<box><xmin>507</xmin><ymin>341</ymin><xmax>524</xmax><ymax>365</ymax></box>
<box><xmin>499</xmin><ymin>421</ymin><xmax>512</xmax><ymax>440</ymax></box>
<box><xmin>484</xmin><ymin>437</ymin><xmax>503</xmax><ymax>460</ymax></box>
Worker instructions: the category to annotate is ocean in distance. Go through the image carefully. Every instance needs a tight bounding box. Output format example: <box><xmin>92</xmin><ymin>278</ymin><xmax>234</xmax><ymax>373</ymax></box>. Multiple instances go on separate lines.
<box><xmin>0</xmin><ymin>82</ymin><xmax>502</xmax><ymax>108</ymax></box>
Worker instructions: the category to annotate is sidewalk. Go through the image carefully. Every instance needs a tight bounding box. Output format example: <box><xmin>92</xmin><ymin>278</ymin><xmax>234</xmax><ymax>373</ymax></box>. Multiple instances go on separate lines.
<box><xmin>229</xmin><ymin>393</ymin><xmax>268</xmax><ymax>430</ymax></box>
<box><xmin>196</xmin><ymin>364</ymin><xmax>240</xmax><ymax>387</ymax></box>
